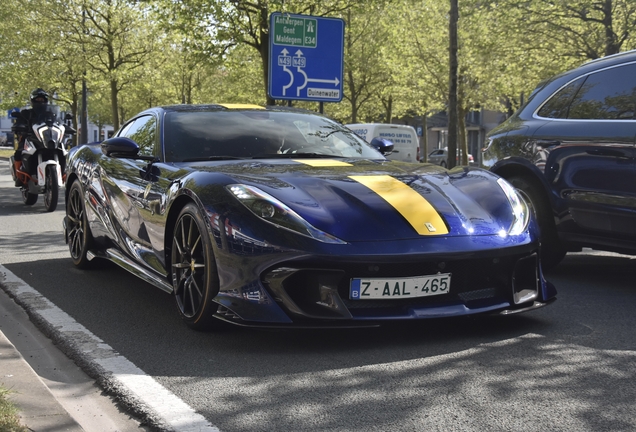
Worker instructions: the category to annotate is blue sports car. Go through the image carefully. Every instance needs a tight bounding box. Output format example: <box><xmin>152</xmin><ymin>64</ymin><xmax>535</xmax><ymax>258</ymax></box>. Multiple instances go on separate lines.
<box><xmin>63</xmin><ymin>104</ymin><xmax>556</xmax><ymax>330</ymax></box>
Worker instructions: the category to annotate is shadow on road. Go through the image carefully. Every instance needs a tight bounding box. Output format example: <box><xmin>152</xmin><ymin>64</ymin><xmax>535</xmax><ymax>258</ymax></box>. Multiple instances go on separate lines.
<box><xmin>3</xmin><ymin>252</ymin><xmax>636</xmax><ymax>431</ymax></box>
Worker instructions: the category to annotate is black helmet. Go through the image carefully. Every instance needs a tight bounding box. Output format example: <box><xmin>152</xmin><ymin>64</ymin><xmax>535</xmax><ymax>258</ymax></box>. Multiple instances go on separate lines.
<box><xmin>30</xmin><ymin>88</ymin><xmax>49</xmax><ymax>105</ymax></box>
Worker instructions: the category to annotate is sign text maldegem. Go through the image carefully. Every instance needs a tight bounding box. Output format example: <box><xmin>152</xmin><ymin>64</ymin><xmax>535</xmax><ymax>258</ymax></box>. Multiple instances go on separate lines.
<box><xmin>273</xmin><ymin>15</ymin><xmax>317</xmax><ymax>48</ymax></box>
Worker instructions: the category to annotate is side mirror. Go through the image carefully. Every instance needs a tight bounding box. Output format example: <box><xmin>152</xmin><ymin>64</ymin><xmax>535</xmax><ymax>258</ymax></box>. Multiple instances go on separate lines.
<box><xmin>101</xmin><ymin>137</ymin><xmax>140</xmax><ymax>158</ymax></box>
<box><xmin>370</xmin><ymin>137</ymin><xmax>394</xmax><ymax>156</ymax></box>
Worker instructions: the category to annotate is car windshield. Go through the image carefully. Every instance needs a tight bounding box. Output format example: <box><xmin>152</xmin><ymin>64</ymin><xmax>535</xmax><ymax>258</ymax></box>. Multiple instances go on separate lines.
<box><xmin>163</xmin><ymin>109</ymin><xmax>384</xmax><ymax>162</ymax></box>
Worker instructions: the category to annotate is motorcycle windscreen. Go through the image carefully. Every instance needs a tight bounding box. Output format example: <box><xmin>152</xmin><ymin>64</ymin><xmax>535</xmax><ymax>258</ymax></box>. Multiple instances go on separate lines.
<box><xmin>32</xmin><ymin>104</ymin><xmax>61</xmax><ymax>123</ymax></box>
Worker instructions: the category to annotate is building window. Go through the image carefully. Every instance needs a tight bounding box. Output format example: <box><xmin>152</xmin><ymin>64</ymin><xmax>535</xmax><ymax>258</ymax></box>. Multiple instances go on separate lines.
<box><xmin>438</xmin><ymin>130</ymin><xmax>448</xmax><ymax>148</ymax></box>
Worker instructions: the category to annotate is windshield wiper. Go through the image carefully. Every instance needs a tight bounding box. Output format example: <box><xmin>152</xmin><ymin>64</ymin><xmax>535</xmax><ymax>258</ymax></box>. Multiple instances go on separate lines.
<box><xmin>182</xmin><ymin>156</ymin><xmax>246</xmax><ymax>162</ymax></box>
<box><xmin>252</xmin><ymin>152</ymin><xmax>344</xmax><ymax>159</ymax></box>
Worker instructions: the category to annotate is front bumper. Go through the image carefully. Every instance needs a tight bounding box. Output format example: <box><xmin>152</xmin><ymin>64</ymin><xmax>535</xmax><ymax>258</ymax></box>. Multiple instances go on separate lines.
<box><xmin>210</xmin><ymin>244</ymin><xmax>556</xmax><ymax>328</ymax></box>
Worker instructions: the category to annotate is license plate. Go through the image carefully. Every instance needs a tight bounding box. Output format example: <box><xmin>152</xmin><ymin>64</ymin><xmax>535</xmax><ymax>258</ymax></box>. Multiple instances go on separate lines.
<box><xmin>350</xmin><ymin>273</ymin><xmax>451</xmax><ymax>300</ymax></box>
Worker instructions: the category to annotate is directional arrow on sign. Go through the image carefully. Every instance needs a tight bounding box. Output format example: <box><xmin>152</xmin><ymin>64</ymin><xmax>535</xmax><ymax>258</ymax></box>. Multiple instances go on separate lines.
<box><xmin>279</xmin><ymin>48</ymin><xmax>294</xmax><ymax>96</ymax></box>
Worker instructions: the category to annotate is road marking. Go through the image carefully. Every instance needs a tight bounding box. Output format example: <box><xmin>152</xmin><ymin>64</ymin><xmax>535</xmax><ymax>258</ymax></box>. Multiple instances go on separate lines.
<box><xmin>0</xmin><ymin>264</ymin><xmax>220</xmax><ymax>432</ymax></box>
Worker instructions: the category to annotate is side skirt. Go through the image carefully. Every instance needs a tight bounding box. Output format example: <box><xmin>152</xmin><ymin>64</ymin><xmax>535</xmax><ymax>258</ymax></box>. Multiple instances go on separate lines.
<box><xmin>87</xmin><ymin>248</ymin><xmax>174</xmax><ymax>294</ymax></box>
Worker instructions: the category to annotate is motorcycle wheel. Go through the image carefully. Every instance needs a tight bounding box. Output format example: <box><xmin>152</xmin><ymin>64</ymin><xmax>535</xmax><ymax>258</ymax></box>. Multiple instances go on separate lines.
<box><xmin>21</xmin><ymin>187</ymin><xmax>38</xmax><ymax>205</ymax></box>
<box><xmin>67</xmin><ymin>180</ymin><xmax>94</xmax><ymax>268</ymax></box>
<box><xmin>44</xmin><ymin>165</ymin><xmax>59</xmax><ymax>212</ymax></box>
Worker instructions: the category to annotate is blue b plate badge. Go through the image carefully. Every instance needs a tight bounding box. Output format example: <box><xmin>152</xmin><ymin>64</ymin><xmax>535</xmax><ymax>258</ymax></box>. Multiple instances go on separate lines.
<box><xmin>350</xmin><ymin>274</ymin><xmax>451</xmax><ymax>300</ymax></box>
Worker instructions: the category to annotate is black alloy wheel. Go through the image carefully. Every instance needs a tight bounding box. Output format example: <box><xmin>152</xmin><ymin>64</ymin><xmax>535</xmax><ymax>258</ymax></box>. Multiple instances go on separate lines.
<box><xmin>21</xmin><ymin>186</ymin><xmax>38</xmax><ymax>205</ymax></box>
<box><xmin>44</xmin><ymin>165</ymin><xmax>59</xmax><ymax>212</ymax></box>
<box><xmin>171</xmin><ymin>203</ymin><xmax>221</xmax><ymax>330</ymax></box>
<box><xmin>67</xmin><ymin>180</ymin><xmax>94</xmax><ymax>268</ymax></box>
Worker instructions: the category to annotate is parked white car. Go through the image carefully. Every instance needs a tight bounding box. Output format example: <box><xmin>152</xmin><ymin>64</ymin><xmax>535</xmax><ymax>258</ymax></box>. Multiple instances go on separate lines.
<box><xmin>427</xmin><ymin>147</ymin><xmax>474</xmax><ymax>167</ymax></box>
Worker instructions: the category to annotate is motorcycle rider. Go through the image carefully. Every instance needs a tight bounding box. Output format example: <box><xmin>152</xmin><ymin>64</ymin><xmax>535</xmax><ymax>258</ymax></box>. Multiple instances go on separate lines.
<box><xmin>11</xmin><ymin>88</ymin><xmax>50</xmax><ymax>185</ymax></box>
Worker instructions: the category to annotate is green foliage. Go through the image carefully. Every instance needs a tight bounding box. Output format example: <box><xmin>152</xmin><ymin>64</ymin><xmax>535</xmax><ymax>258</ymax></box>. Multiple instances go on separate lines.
<box><xmin>1</xmin><ymin>0</ymin><xmax>635</xmax><ymax>131</ymax></box>
<box><xmin>0</xmin><ymin>387</ymin><xmax>28</xmax><ymax>432</ymax></box>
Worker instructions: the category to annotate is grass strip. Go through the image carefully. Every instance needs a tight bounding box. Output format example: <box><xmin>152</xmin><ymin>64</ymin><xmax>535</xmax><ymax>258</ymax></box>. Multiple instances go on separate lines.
<box><xmin>0</xmin><ymin>387</ymin><xmax>28</xmax><ymax>432</ymax></box>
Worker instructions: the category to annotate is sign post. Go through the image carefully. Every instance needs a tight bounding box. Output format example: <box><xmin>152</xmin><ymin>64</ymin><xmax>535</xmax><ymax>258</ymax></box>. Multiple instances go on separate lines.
<box><xmin>268</xmin><ymin>12</ymin><xmax>344</xmax><ymax>103</ymax></box>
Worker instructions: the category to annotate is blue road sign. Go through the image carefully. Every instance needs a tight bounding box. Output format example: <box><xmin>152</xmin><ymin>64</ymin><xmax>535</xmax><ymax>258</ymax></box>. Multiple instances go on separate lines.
<box><xmin>268</xmin><ymin>12</ymin><xmax>344</xmax><ymax>102</ymax></box>
<box><xmin>8</xmin><ymin>107</ymin><xmax>20</xmax><ymax>118</ymax></box>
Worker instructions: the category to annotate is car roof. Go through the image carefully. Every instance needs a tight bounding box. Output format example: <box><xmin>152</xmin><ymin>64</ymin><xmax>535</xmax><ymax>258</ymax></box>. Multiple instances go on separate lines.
<box><xmin>581</xmin><ymin>48</ymin><xmax>636</xmax><ymax>68</ymax></box>
<box><xmin>159</xmin><ymin>103</ymin><xmax>264</xmax><ymax>112</ymax></box>
<box><xmin>127</xmin><ymin>104</ymin><xmax>328</xmax><ymax>124</ymax></box>
<box><xmin>134</xmin><ymin>104</ymin><xmax>324</xmax><ymax>119</ymax></box>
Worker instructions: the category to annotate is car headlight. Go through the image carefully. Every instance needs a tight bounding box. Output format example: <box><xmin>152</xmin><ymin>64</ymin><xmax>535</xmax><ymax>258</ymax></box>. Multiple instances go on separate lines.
<box><xmin>227</xmin><ymin>184</ymin><xmax>346</xmax><ymax>244</ymax></box>
<box><xmin>497</xmin><ymin>178</ymin><xmax>530</xmax><ymax>236</ymax></box>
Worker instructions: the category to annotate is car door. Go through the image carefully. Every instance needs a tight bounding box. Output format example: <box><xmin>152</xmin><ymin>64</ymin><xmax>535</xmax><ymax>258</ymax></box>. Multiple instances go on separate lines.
<box><xmin>101</xmin><ymin>114</ymin><xmax>169</xmax><ymax>273</ymax></box>
<box><xmin>534</xmin><ymin>61</ymin><xmax>636</xmax><ymax>239</ymax></box>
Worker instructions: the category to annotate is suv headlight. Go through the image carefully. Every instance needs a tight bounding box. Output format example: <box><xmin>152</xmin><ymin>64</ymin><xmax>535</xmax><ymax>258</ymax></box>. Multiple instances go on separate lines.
<box><xmin>497</xmin><ymin>178</ymin><xmax>530</xmax><ymax>236</ymax></box>
<box><xmin>227</xmin><ymin>184</ymin><xmax>346</xmax><ymax>244</ymax></box>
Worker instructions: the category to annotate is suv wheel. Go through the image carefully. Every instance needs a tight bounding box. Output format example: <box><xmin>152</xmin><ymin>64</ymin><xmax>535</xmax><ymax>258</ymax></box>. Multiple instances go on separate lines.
<box><xmin>508</xmin><ymin>175</ymin><xmax>566</xmax><ymax>271</ymax></box>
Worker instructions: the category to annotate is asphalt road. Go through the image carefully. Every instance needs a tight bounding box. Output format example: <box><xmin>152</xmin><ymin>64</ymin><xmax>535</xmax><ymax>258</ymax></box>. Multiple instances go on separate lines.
<box><xmin>0</xmin><ymin>159</ymin><xmax>635</xmax><ymax>431</ymax></box>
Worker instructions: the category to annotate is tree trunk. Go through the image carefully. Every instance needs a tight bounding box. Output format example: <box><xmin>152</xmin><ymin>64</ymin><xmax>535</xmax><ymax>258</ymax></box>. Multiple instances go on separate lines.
<box><xmin>346</xmin><ymin>10</ymin><xmax>356</xmax><ymax>123</ymax></box>
<box><xmin>258</xmin><ymin>5</ymin><xmax>274</xmax><ymax>106</ymax></box>
<box><xmin>421</xmin><ymin>112</ymin><xmax>428</xmax><ymax>163</ymax></box>
<box><xmin>458</xmin><ymin>105</ymin><xmax>468</xmax><ymax>166</ymax></box>
<box><xmin>348</xmin><ymin>69</ymin><xmax>358</xmax><ymax>123</ymax></box>
<box><xmin>110</xmin><ymin>79</ymin><xmax>119</xmax><ymax>130</ymax></box>
<box><xmin>447</xmin><ymin>0</ymin><xmax>459</xmax><ymax>169</ymax></box>
<box><xmin>70</xmin><ymin>98</ymin><xmax>79</xmax><ymax>147</ymax></box>
<box><xmin>603</xmin><ymin>0</ymin><xmax>619</xmax><ymax>56</ymax></box>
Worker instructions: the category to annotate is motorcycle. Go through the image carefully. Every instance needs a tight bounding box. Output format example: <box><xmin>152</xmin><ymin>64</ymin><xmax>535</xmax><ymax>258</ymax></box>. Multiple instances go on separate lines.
<box><xmin>10</xmin><ymin>104</ymin><xmax>75</xmax><ymax>212</ymax></box>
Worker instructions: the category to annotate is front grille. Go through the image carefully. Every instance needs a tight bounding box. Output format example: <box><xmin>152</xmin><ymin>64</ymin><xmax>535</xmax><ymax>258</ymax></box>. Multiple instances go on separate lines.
<box><xmin>265</xmin><ymin>252</ymin><xmax>534</xmax><ymax>318</ymax></box>
<box><xmin>337</xmin><ymin>258</ymin><xmax>510</xmax><ymax>310</ymax></box>
<box><xmin>458</xmin><ymin>288</ymin><xmax>499</xmax><ymax>302</ymax></box>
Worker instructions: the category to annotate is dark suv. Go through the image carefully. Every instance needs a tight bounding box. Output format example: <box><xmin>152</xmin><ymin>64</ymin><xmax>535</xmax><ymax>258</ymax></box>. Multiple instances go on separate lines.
<box><xmin>482</xmin><ymin>50</ymin><xmax>636</xmax><ymax>269</ymax></box>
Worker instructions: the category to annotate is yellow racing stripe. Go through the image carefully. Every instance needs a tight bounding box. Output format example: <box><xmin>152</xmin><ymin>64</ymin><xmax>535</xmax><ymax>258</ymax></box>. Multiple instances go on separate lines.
<box><xmin>349</xmin><ymin>175</ymin><xmax>448</xmax><ymax>235</ymax></box>
<box><xmin>294</xmin><ymin>159</ymin><xmax>353</xmax><ymax>167</ymax></box>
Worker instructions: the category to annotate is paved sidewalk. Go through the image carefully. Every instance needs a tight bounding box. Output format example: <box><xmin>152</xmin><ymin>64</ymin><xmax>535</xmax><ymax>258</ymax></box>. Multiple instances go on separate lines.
<box><xmin>0</xmin><ymin>151</ymin><xmax>85</xmax><ymax>430</ymax></box>
<box><xmin>0</xmin><ymin>285</ymin><xmax>147</xmax><ymax>432</ymax></box>
<box><xmin>0</xmin><ymin>330</ymin><xmax>84</xmax><ymax>431</ymax></box>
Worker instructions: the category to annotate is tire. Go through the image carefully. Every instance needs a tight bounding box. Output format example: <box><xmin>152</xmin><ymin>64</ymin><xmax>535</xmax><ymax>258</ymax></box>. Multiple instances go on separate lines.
<box><xmin>67</xmin><ymin>180</ymin><xmax>94</xmax><ymax>268</ymax></box>
<box><xmin>21</xmin><ymin>187</ymin><xmax>38</xmax><ymax>205</ymax></box>
<box><xmin>507</xmin><ymin>175</ymin><xmax>566</xmax><ymax>270</ymax></box>
<box><xmin>44</xmin><ymin>165</ymin><xmax>59</xmax><ymax>212</ymax></box>
<box><xmin>171</xmin><ymin>203</ymin><xmax>222</xmax><ymax>330</ymax></box>
<box><xmin>440</xmin><ymin>161</ymin><xmax>447</xmax><ymax>168</ymax></box>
